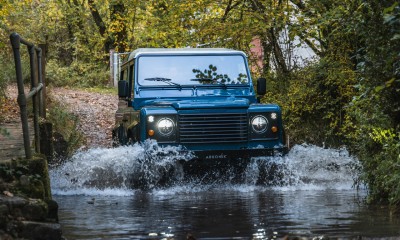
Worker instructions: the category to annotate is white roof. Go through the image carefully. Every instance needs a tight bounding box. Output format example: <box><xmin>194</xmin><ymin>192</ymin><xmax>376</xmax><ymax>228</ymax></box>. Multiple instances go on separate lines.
<box><xmin>127</xmin><ymin>48</ymin><xmax>246</xmax><ymax>61</ymax></box>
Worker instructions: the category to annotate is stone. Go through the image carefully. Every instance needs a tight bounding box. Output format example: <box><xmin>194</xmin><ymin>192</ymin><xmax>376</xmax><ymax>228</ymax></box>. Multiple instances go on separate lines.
<box><xmin>0</xmin><ymin>196</ymin><xmax>28</xmax><ymax>209</ymax></box>
<box><xmin>0</xmin><ymin>204</ymin><xmax>9</xmax><ymax>229</ymax></box>
<box><xmin>20</xmin><ymin>221</ymin><xmax>62</xmax><ymax>240</ymax></box>
<box><xmin>0</xmin><ymin>230</ymin><xmax>13</xmax><ymax>240</ymax></box>
<box><xmin>20</xmin><ymin>175</ymin><xmax>30</xmax><ymax>187</ymax></box>
<box><xmin>2</xmin><ymin>191</ymin><xmax>13</xmax><ymax>197</ymax></box>
<box><xmin>0</xmin><ymin>178</ymin><xmax>7</xmax><ymax>192</ymax></box>
<box><xmin>28</xmin><ymin>180</ymin><xmax>46</xmax><ymax>200</ymax></box>
<box><xmin>45</xmin><ymin>199</ymin><xmax>59</xmax><ymax>222</ymax></box>
<box><xmin>0</xmin><ymin>204</ymin><xmax>8</xmax><ymax>215</ymax></box>
<box><xmin>22</xmin><ymin>200</ymin><xmax>47</xmax><ymax>221</ymax></box>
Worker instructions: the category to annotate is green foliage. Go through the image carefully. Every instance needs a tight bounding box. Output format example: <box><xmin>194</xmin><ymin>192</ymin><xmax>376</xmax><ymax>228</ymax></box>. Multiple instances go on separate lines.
<box><xmin>262</xmin><ymin>0</ymin><xmax>399</xmax><ymax>207</ymax></box>
<box><xmin>83</xmin><ymin>86</ymin><xmax>117</xmax><ymax>95</ymax></box>
<box><xmin>0</xmin><ymin>158</ymin><xmax>51</xmax><ymax>199</ymax></box>
<box><xmin>0</xmin><ymin>53</ymin><xmax>29</xmax><ymax>122</ymax></box>
<box><xmin>46</xmin><ymin>99</ymin><xmax>85</xmax><ymax>157</ymax></box>
<box><xmin>0</xmin><ymin>127</ymin><xmax>10</xmax><ymax>137</ymax></box>
<box><xmin>341</xmin><ymin>0</ymin><xmax>400</xmax><ymax>206</ymax></box>
<box><xmin>264</xmin><ymin>60</ymin><xmax>357</xmax><ymax>146</ymax></box>
<box><xmin>0</xmin><ymin>51</ymin><xmax>20</xmax><ymax>101</ymax></box>
<box><xmin>0</xmin><ymin>56</ymin><xmax>12</xmax><ymax>99</ymax></box>
<box><xmin>46</xmin><ymin>60</ymin><xmax>109</xmax><ymax>88</ymax></box>
<box><xmin>359</xmin><ymin>129</ymin><xmax>400</xmax><ymax>205</ymax></box>
<box><xmin>0</xmin><ymin>164</ymin><xmax>16</xmax><ymax>182</ymax></box>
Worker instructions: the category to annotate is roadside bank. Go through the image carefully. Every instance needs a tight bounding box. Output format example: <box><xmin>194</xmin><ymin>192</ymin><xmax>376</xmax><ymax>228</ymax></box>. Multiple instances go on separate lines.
<box><xmin>1</xmin><ymin>85</ymin><xmax>117</xmax><ymax>239</ymax></box>
<box><xmin>0</xmin><ymin>156</ymin><xmax>62</xmax><ymax>239</ymax></box>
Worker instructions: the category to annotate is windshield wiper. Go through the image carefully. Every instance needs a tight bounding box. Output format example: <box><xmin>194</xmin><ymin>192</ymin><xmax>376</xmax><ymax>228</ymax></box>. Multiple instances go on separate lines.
<box><xmin>190</xmin><ymin>78</ymin><xmax>213</xmax><ymax>82</ymax></box>
<box><xmin>190</xmin><ymin>78</ymin><xmax>218</xmax><ymax>85</ymax></box>
<box><xmin>144</xmin><ymin>77</ymin><xmax>181</xmax><ymax>87</ymax></box>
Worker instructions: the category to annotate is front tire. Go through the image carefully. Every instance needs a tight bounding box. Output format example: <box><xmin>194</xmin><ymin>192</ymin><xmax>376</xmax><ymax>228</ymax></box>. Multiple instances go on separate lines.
<box><xmin>112</xmin><ymin>124</ymin><xmax>128</xmax><ymax>146</ymax></box>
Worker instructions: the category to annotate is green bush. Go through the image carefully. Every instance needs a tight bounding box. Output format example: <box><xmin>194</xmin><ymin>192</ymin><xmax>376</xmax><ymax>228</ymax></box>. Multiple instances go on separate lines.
<box><xmin>263</xmin><ymin>59</ymin><xmax>356</xmax><ymax>147</ymax></box>
<box><xmin>46</xmin><ymin>98</ymin><xmax>85</xmax><ymax>157</ymax></box>
<box><xmin>0</xmin><ymin>55</ymin><xmax>15</xmax><ymax>97</ymax></box>
<box><xmin>46</xmin><ymin>60</ymin><xmax>109</xmax><ymax>88</ymax></box>
<box><xmin>343</xmin><ymin>1</ymin><xmax>400</xmax><ymax>207</ymax></box>
<box><xmin>360</xmin><ymin>128</ymin><xmax>400</xmax><ymax>205</ymax></box>
<box><xmin>0</xmin><ymin>55</ymin><xmax>15</xmax><ymax>123</ymax></box>
<box><xmin>1</xmin><ymin>51</ymin><xmax>34</xmax><ymax>86</ymax></box>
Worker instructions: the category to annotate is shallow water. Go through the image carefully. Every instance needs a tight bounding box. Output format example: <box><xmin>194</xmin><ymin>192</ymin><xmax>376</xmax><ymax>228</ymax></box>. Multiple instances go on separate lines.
<box><xmin>50</xmin><ymin>143</ymin><xmax>400</xmax><ymax>239</ymax></box>
<box><xmin>54</xmin><ymin>188</ymin><xmax>400</xmax><ymax>239</ymax></box>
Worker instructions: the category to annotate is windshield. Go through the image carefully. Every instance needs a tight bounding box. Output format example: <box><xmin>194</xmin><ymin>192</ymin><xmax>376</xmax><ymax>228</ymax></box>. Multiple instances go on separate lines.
<box><xmin>137</xmin><ymin>55</ymin><xmax>249</xmax><ymax>86</ymax></box>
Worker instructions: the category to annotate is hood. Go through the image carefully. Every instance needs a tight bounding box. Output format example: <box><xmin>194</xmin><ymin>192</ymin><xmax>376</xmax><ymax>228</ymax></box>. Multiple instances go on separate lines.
<box><xmin>145</xmin><ymin>97</ymin><xmax>250</xmax><ymax>110</ymax></box>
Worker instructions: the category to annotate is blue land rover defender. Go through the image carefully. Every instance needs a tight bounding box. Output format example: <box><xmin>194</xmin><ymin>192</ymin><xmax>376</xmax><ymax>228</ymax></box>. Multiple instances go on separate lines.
<box><xmin>113</xmin><ymin>48</ymin><xmax>287</xmax><ymax>161</ymax></box>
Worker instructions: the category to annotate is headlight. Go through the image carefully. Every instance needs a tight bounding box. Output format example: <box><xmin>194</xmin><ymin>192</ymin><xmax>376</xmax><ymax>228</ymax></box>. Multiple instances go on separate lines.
<box><xmin>157</xmin><ymin>118</ymin><xmax>175</xmax><ymax>136</ymax></box>
<box><xmin>251</xmin><ymin>115</ymin><xmax>268</xmax><ymax>134</ymax></box>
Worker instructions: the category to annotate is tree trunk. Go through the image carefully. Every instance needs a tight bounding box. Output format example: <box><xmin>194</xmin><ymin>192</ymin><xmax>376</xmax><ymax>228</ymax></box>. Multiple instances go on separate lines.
<box><xmin>268</xmin><ymin>27</ymin><xmax>289</xmax><ymax>74</ymax></box>
<box><xmin>260</xmin><ymin>35</ymin><xmax>272</xmax><ymax>76</ymax></box>
<box><xmin>110</xmin><ymin>2</ymin><xmax>127</xmax><ymax>52</ymax></box>
<box><xmin>88</xmin><ymin>0</ymin><xmax>112</xmax><ymax>55</ymax></box>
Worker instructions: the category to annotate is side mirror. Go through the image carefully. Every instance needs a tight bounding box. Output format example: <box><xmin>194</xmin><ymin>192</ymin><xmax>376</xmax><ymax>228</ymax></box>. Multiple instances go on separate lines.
<box><xmin>257</xmin><ymin>78</ymin><xmax>266</xmax><ymax>96</ymax></box>
<box><xmin>118</xmin><ymin>80</ymin><xmax>129</xmax><ymax>98</ymax></box>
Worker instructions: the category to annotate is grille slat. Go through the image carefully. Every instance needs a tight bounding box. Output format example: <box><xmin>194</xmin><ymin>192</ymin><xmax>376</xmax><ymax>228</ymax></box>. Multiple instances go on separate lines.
<box><xmin>180</xmin><ymin>128</ymin><xmax>246</xmax><ymax>133</ymax></box>
<box><xmin>180</xmin><ymin>126</ymin><xmax>246</xmax><ymax>130</ymax></box>
<box><xmin>180</xmin><ymin>133</ymin><xmax>247</xmax><ymax>137</ymax></box>
<box><xmin>180</xmin><ymin>124</ymin><xmax>247</xmax><ymax>128</ymax></box>
<box><xmin>179</xmin><ymin>112</ymin><xmax>248</xmax><ymax>144</ymax></box>
<box><xmin>180</xmin><ymin>119</ymin><xmax>246</xmax><ymax>124</ymax></box>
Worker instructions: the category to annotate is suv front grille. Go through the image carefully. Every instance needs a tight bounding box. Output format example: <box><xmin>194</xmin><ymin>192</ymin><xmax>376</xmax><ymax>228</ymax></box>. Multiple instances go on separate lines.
<box><xmin>178</xmin><ymin>112</ymin><xmax>248</xmax><ymax>144</ymax></box>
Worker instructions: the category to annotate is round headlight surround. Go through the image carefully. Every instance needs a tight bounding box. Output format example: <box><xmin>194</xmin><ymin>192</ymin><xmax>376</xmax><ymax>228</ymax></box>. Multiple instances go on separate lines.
<box><xmin>251</xmin><ymin>115</ymin><xmax>268</xmax><ymax>134</ymax></box>
<box><xmin>157</xmin><ymin>117</ymin><xmax>175</xmax><ymax>136</ymax></box>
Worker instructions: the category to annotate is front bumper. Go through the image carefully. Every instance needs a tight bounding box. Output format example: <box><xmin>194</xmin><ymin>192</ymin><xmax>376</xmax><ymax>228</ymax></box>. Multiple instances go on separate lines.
<box><xmin>174</xmin><ymin>146</ymin><xmax>288</xmax><ymax>171</ymax></box>
<box><xmin>176</xmin><ymin>147</ymin><xmax>288</xmax><ymax>179</ymax></box>
<box><xmin>190</xmin><ymin>147</ymin><xmax>288</xmax><ymax>161</ymax></box>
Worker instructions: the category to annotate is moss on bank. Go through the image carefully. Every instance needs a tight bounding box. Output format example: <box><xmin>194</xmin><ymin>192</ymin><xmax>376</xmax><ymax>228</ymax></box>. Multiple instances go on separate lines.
<box><xmin>0</xmin><ymin>156</ymin><xmax>51</xmax><ymax>200</ymax></box>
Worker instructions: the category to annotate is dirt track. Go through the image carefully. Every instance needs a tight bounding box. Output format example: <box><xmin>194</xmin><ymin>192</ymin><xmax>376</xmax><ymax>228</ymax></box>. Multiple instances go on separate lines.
<box><xmin>50</xmin><ymin>87</ymin><xmax>118</xmax><ymax>148</ymax></box>
<box><xmin>4</xmin><ymin>85</ymin><xmax>118</xmax><ymax>148</ymax></box>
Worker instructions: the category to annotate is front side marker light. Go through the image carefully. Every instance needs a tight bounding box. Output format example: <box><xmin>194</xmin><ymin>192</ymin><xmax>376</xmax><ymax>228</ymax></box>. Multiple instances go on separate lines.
<box><xmin>271</xmin><ymin>113</ymin><xmax>277</xmax><ymax>119</ymax></box>
<box><xmin>148</xmin><ymin>116</ymin><xmax>154</xmax><ymax>123</ymax></box>
<box><xmin>148</xmin><ymin>129</ymin><xmax>155</xmax><ymax>136</ymax></box>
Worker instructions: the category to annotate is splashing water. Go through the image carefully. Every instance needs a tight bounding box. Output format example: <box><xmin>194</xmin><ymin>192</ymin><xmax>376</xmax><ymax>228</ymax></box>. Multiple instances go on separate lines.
<box><xmin>50</xmin><ymin>141</ymin><xmax>362</xmax><ymax>196</ymax></box>
<box><xmin>246</xmin><ymin>144</ymin><xmax>362</xmax><ymax>190</ymax></box>
<box><xmin>50</xmin><ymin>140</ymin><xmax>193</xmax><ymax>195</ymax></box>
